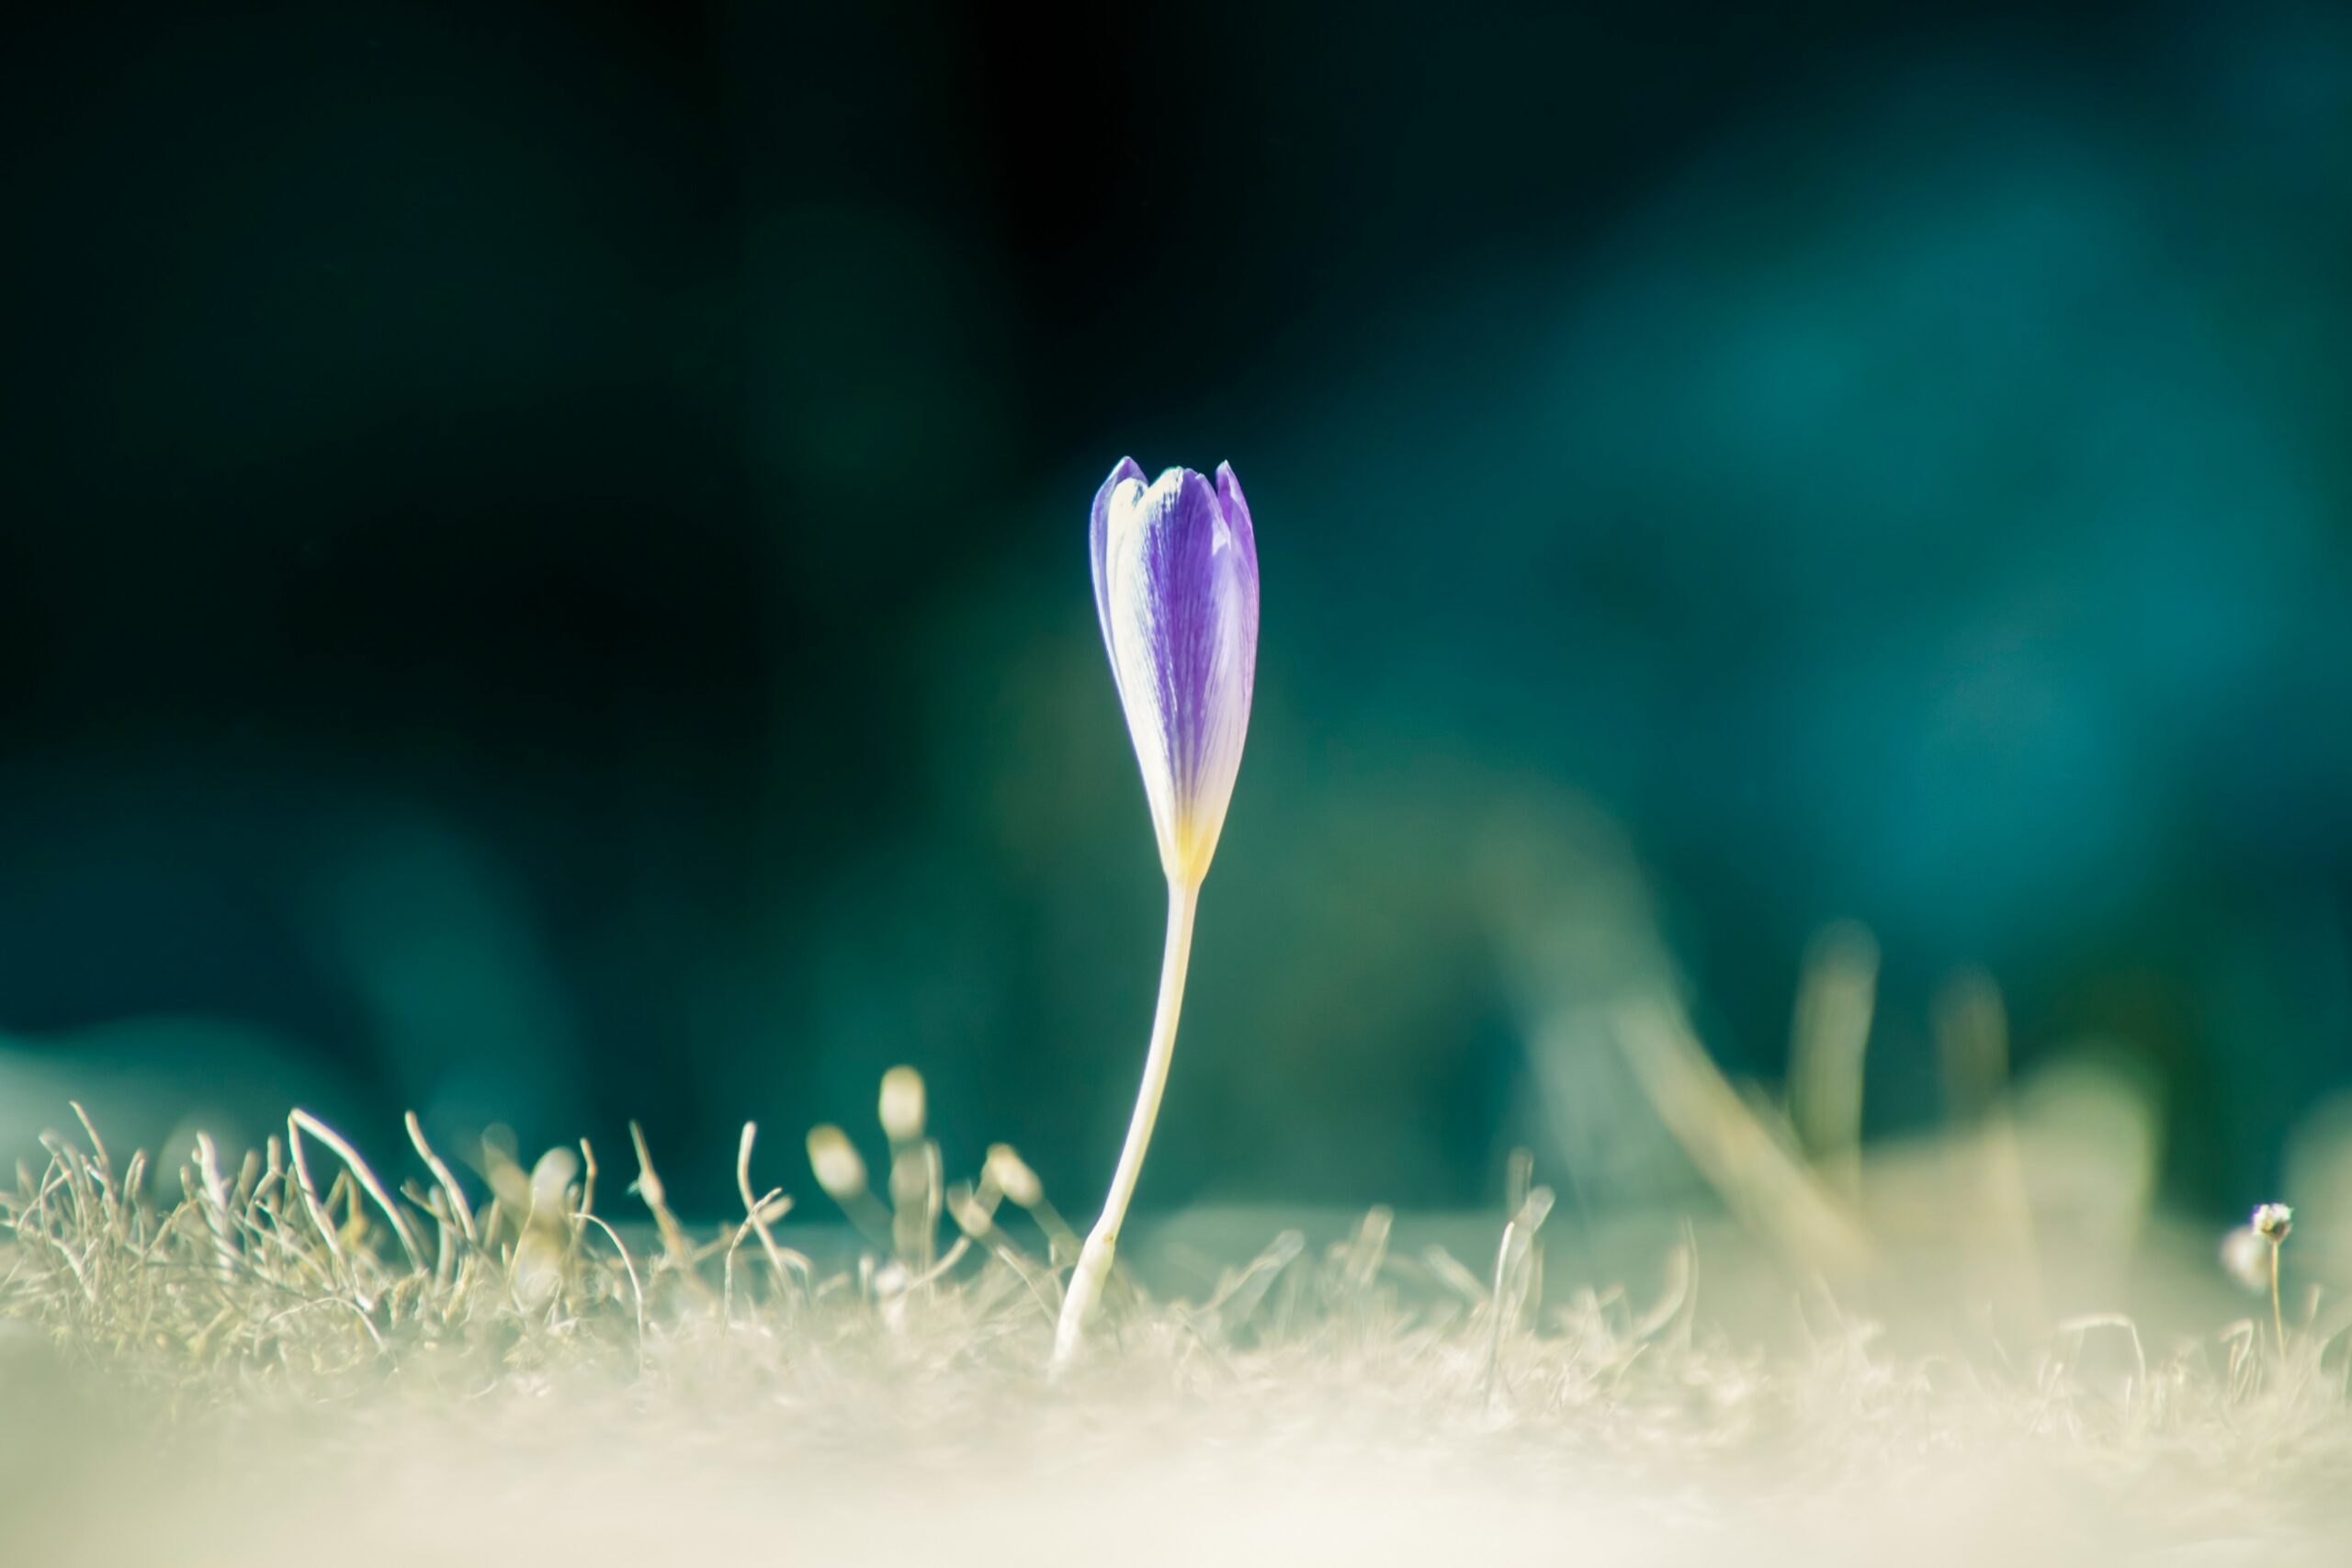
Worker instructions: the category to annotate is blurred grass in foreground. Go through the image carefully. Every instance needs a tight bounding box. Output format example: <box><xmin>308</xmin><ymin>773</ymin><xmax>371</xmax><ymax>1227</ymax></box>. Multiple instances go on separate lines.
<box><xmin>5</xmin><ymin>1023</ymin><xmax>2352</xmax><ymax>1565</ymax></box>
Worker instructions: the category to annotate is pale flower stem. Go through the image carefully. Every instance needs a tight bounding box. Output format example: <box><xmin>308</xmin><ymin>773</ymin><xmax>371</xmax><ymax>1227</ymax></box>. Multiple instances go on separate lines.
<box><xmin>1053</xmin><ymin>877</ymin><xmax>1199</xmax><ymax>1367</ymax></box>
<box><xmin>2270</xmin><ymin>1239</ymin><xmax>2286</xmax><ymax>1359</ymax></box>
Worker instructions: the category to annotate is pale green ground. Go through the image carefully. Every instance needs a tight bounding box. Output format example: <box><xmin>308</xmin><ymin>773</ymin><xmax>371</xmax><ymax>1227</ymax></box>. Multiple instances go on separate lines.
<box><xmin>2</xmin><ymin>1094</ymin><xmax>2349</xmax><ymax>1568</ymax></box>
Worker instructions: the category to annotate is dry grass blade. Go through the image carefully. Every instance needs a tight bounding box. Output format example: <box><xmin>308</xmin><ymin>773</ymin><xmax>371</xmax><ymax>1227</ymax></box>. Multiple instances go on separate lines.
<box><xmin>290</xmin><ymin>1110</ymin><xmax>428</xmax><ymax>1274</ymax></box>
<box><xmin>734</xmin><ymin>1122</ymin><xmax>807</xmax><ymax>1297</ymax></box>
<box><xmin>403</xmin><ymin>1112</ymin><xmax>478</xmax><ymax>1246</ymax></box>
<box><xmin>1612</xmin><ymin>998</ymin><xmax>1872</xmax><ymax>1280</ymax></box>
<box><xmin>1788</xmin><ymin>921</ymin><xmax>1878</xmax><ymax>1201</ymax></box>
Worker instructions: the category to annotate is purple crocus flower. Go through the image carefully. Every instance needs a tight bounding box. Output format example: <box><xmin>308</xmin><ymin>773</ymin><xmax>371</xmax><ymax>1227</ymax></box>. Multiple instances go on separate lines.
<box><xmin>1088</xmin><ymin>457</ymin><xmax>1261</xmax><ymax>886</ymax></box>
<box><xmin>1055</xmin><ymin>456</ymin><xmax>1262</xmax><ymax>1368</ymax></box>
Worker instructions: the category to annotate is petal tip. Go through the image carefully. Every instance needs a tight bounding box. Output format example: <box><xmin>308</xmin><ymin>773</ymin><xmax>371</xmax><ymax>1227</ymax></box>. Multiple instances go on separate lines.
<box><xmin>1213</xmin><ymin>461</ymin><xmax>1249</xmax><ymax>511</ymax></box>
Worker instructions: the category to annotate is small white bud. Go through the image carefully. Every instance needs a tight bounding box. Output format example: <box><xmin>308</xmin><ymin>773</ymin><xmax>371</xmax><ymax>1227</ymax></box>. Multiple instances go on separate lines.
<box><xmin>529</xmin><ymin>1147</ymin><xmax>580</xmax><ymax>1216</ymax></box>
<box><xmin>878</xmin><ymin>1066</ymin><xmax>926</xmax><ymax>1143</ymax></box>
<box><xmin>985</xmin><ymin>1143</ymin><xmax>1043</xmax><ymax>1208</ymax></box>
<box><xmin>2253</xmin><ymin>1202</ymin><xmax>2293</xmax><ymax>1242</ymax></box>
<box><xmin>947</xmin><ymin>1184</ymin><xmax>996</xmax><ymax>1235</ymax></box>
<box><xmin>806</xmin><ymin>1124</ymin><xmax>867</xmax><ymax>1199</ymax></box>
<box><xmin>2222</xmin><ymin>1225</ymin><xmax>2269</xmax><ymax>1292</ymax></box>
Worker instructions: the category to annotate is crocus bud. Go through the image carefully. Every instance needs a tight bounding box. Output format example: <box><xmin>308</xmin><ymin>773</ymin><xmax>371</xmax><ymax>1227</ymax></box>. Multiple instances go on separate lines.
<box><xmin>806</xmin><ymin>1124</ymin><xmax>867</xmax><ymax>1200</ymax></box>
<box><xmin>877</xmin><ymin>1066</ymin><xmax>926</xmax><ymax>1144</ymax></box>
<box><xmin>1090</xmin><ymin>458</ymin><xmax>1261</xmax><ymax>886</ymax></box>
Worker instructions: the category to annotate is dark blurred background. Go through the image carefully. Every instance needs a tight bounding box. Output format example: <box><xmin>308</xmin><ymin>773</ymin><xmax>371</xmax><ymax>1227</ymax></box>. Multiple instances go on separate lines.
<box><xmin>4</xmin><ymin>0</ymin><xmax>2350</xmax><ymax>1219</ymax></box>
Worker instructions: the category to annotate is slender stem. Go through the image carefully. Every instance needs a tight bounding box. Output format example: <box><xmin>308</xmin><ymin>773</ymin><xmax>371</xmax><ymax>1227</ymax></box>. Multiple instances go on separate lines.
<box><xmin>2270</xmin><ymin>1240</ymin><xmax>2287</xmax><ymax>1359</ymax></box>
<box><xmin>1053</xmin><ymin>878</ymin><xmax>1199</xmax><ymax>1367</ymax></box>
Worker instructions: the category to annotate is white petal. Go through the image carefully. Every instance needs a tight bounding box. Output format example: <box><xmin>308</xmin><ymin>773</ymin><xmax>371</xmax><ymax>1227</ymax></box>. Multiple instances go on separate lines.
<box><xmin>1102</xmin><ymin>470</ymin><xmax>1188</xmax><ymax>868</ymax></box>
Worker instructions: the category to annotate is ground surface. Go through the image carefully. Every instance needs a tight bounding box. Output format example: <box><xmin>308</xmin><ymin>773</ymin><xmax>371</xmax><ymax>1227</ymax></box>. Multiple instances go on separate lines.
<box><xmin>1</xmin><ymin>1108</ymin><xmax>2347</xmax><ymax>1565</ymax></box>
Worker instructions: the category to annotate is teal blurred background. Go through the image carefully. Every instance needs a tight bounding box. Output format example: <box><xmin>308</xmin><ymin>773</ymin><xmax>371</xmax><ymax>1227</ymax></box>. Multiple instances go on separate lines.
<box><xmin>4</xmin><ymin>1</ymin><xmax>2350</xmax><ymax>1219</ymax></box>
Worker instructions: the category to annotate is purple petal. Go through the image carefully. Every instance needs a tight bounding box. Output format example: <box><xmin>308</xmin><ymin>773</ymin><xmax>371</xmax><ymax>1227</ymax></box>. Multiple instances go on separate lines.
<box><xmin>1215</xmin><ymin>461</ymin><xmax>1258</xmax><ymax>586</ymax></box>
